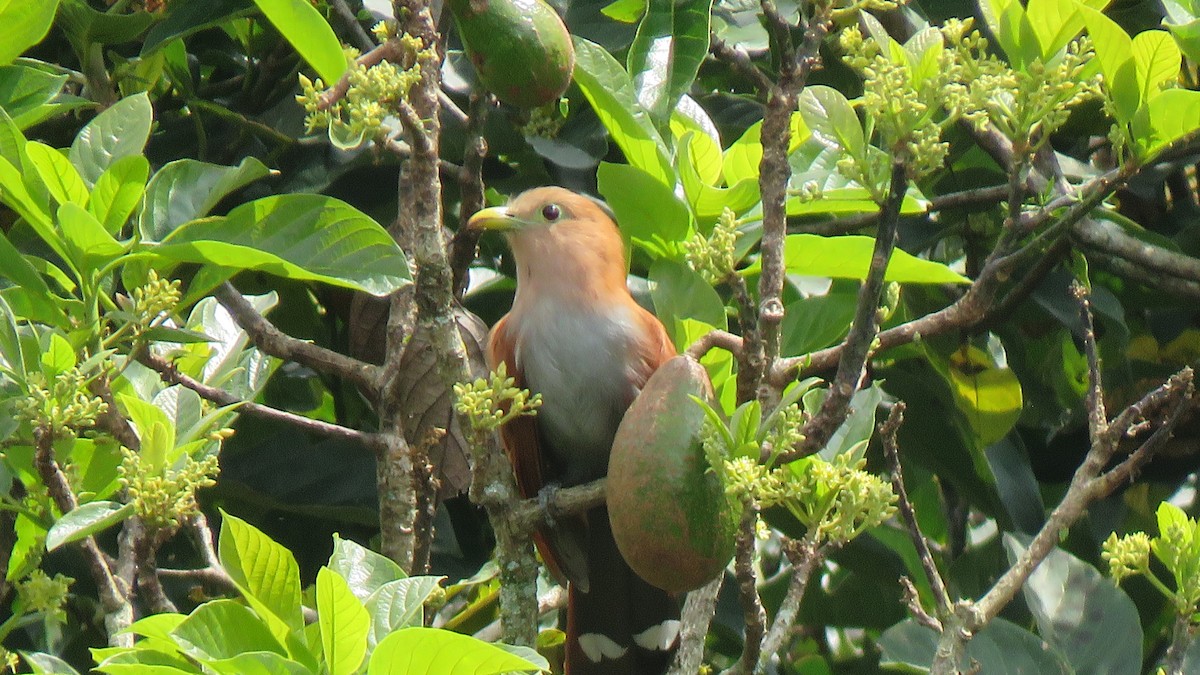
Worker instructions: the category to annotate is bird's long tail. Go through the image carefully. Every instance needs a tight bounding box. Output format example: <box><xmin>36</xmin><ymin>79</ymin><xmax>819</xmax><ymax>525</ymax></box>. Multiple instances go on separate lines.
<box><xmin>565</xmin><ymin>507</ymin><xmax>681</xmax><ymax>675</ymax></box>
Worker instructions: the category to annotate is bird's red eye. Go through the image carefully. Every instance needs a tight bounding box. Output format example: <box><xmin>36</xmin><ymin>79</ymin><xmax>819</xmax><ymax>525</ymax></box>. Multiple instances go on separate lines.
<box><xmin>541</xmin><ymin>204</ymin><xmax>561</xmax><ymax>221</ymax></box>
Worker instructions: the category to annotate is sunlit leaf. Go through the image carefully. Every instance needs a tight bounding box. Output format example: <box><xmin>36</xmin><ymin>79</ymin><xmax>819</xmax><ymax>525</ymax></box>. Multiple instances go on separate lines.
<box><xmin>251</xmin><ymin>0</ymin><xmax>346</xmax><ymax>84</ymax></box>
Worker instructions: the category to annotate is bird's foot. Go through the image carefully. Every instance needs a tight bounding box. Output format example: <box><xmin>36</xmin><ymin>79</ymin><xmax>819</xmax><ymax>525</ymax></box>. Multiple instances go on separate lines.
<box><xmin>537</xmin><ymin>482</ymin><xmax>563</xmax><ymax>528</ymax></box>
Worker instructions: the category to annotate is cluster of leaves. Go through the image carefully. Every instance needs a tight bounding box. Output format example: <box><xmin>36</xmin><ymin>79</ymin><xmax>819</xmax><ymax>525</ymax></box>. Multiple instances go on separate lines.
<box><xmin>88</xmin><ymin>513</ymin><xmax>545</xmax><ymax>675</ymax></box>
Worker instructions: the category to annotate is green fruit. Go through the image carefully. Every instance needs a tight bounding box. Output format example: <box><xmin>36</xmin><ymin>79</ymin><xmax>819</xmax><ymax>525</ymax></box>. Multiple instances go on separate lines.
<box><xmin>447</xmin><ymin>0</ymin><xmax>575</xmax><ymax>108</ymax></box>
<box><xmin>608</xmin><ymin>355</ymin><xmax>737</xmax><ymax>593</ymax></box>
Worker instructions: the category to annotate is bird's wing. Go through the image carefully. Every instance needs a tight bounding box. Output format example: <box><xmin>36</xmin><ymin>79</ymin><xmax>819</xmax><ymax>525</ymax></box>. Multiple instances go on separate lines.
<box><xmin>628</xmin><ymin>305</ymin><xmax>678</xmax><ymax>396</ymax></box>
<box><xmin>487</xmin><ymin>314</ymin><xmax>589</xmax><ymax>588</ymax></box>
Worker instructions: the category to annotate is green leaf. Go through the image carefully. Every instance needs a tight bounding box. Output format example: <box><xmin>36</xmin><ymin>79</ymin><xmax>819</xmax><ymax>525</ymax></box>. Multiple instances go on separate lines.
<box><xmin>1025</xmin><ymin>0</ymin><xmax>1086</xmax><ymax>59</ymax></box>
<box><xmin>0</xmin><ymin>106</ymin><xmax>25</xmax><ymax>166</ymax></box>
<box><xmin>945</xmin><ymin>346</ymin><xmax>1023</xmax><ymax>447</ymax></box>
<box><xmin>329</xmin><ymin>534</ymin><xmax>407</xmax><ymax>602</ymax></box>
<box><xmin>142</xmin><ymin>0</ymin><xmax>254</xmax><ymax>56</ymax></box>
<box><xmin>572</xmin><ymin>37</ymin><xmax>674</xmax><ymax>186</ymax></box>
<box><xmin>1004</xmin><ymin>535</ymin><xmax>1142</xmax><ymax>675</ymax></box>
<box><xmin>41</xmin><ymin>332</ymin><xmax>76</xmax><ymax>377</ymax></box>
<box><xmin>171</xmin><ymin>599</ymin><xmax>288</xmax><ymax>662</ymax></box>
<box><xmin>58</xmin><ymin>0</ymin><xmax>155</xmax><ymax>48</ymax></box>
<box><xmin>670</xmin><ymin>102</ymin><xmax>722</xmax><ymax>185</ymax></box>
<box><xmin>25</xmin><ymin>141</ymin><xmax>89</xmax><ymax>208</ymax></box>
<box><xmin>979</xmin><ymin>0</ymin><xmax>1040</xmax><ymax>69</ymax></box>
<box><xmin>367</xmin><ymin>628</ymin><xmax>546</xmax><ymax>675</ymax></box>
<box><xmin>21</xmin><ymin>652</ymin><xmax>82</xmax><ymax>675</ymax></box>
<box><xmin>45</xmin><ymin>501</ymin><xmax>135</xmax><ymax>551</ymax></box>
<box><xmin>600</xmin><ymin>0</ymin><xmax>643</xmax><ymax>23</ymax></box>
<box><xmin>219</xmin><ymin>511</ymin><xmax>304</xmax><ymax>633</ymax></box>
<box><xmin>1142</xmin><ymin>88</ymin><xmax>1200</xmax><ymax>158</ymax></box>
<box><xmin>153</xmin><ymin>194</ymin><xmax>411</xmax><ymax>296</ymax></box>
<box><xmin>251</xmin><ymin>0</ymin><xmax>347</xmax><ymax>85</ymax></box>
<box><xmin>0</xmin><ymin>63</ymin><xmax>68</xmax><ymax>130</ymax></box>
<box><xmin>677</xmin><ymin>132</ymin><xmax>758</xmax><ymax>220</ymax></box>
<box><xmin>780</xmin><ymin>292</ymin><xmax>854</xmax><ymax>357</ymax></box>
<box><xmin>365</xmin><ymin>577</ymin><xmax>446</xmax><ymax>649</ymax></box>
<box><xmin>58</xmin><ymin>202</ymin><xmax>127</xmax><ymax>268</ymax></box>
<box><xmin>0</xmin><ymin>155</ymin><xmax>66</xmax><ymax>262</ymax></box>
<box><xmin>798</xmin><ymin>86</ymin><xmax>864</xmax><ymax>162</ymax></box>
<box><xmin>1131</xmin><ymin>31</ymin><xmax>1181</xmax><ymax>106</ymax></box>
<box><xmin>0</xmin><ymin>0</ymin><xmax>61</xmax><ymax>66</ymax></box>
<box><xmin>1080</xmin><ymin>5</ymin><xmax>1139</xmax><ymax>124</ymax></box>
<box><xmin>203</xmin><ymin>652</ymin><xmax>311</xmax><ymax>675</ymax></box>
<box><xmin>69</xmin><ymin>92</ymin><xmax>153</xmax><ymax>187</ymax></box>
<box><xmin>121</xmin><ymin>613</ymin><xmax>187</xmax><ymax>641</ymax></box>
<box><xmin>138</xmin><ymin>157</ymin><xmax>271</xmax><ymax>241</ymax></box>
<box><xmin>649</xmin><ymin>258</ymin><xmax>727</xmax><ymax>345</ymax></box>
<box><xmin>745</xmin><ymin>234</ymin><xmax>970</xmax><ymax>284</ymax></box>
<box><xmin>880</xmin><ymin>617</ymin><xmax>1070</xmax><ymax>673</ymax></box>
<box><xmin>597</xmin><ymin>162</ymin><xmax>693</xmax><ymax>259</ymax></box>
<box><xmin>117</xmin><ymin>394</ymin><xmax>175</xmax><ymax>470</ymax></box>
<box><xmin>627</xmin><ymin>0</ymin><xmax>713</xmax><ymax>125</ymax></box>
<box><xmin>69</xmin><ymin>437</ymin><xmax>124</xmax><ymax>501</ymax></box>
<box><xmin>90</xmin><ymin>154</ymin><xmax>150</xmax><ymax>234</ymax></box>
<box><xmin>317</xmin><ymin>567</ymin><xmax>369</xmax><ymax>675</ymax></box>
<box><xmin>0</xmin><ymin>228</ymin><xmax>51</xmax><ymax>298</ymax></box>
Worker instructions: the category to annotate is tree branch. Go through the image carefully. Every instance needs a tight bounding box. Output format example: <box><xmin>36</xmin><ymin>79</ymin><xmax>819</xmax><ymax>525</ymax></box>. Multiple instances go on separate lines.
<box><xmin>881</xmin><ymin>403</ymin><xmax>951</xmax><ymax>619</ymax></box>
<box><xmin>138</xmin><ymin>351</ymin><xmax>387</xmax><ymax>454</ymax></box>
<box><xmin>33</xmin><ymin>426</ymin><xmax>132</xmax><ymax>645</ymax></box>
<box><xmin>753</xmin><ymin>4</ymin><xmax>834</xmax><ymax>405</ymax></box>
<box><xmin>781</xmin><ymin>159</ymin><xmax>907</xmax><ymax>462</ymax></box>
<box><xmin>214</xmin><ymin>283</ymin><xmax>381</xmax><ymax>401</ymax></box>
<box><xmin>755</xmin><ymin>537</ymin><xmax>824</xmax><ymax>672</ymax></box>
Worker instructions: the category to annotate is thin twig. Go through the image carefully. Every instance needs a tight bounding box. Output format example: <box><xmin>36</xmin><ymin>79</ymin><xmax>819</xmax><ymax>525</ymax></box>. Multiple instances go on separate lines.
<box><xmin>382</xmin><ymin>137</ymin><xmax>464</xmax><ymax>177</ymax></box>
<box><xmin>33</xmin><ymin>426</ymin><xmax>132</xmax><ymax>645</ymax></box>
<box><xmin>771</xmin><ymin>161</ymin><xmax>1136</xmax><ymax>386</ymax></box>
<box><xmin>329</xmin><ymin>0</ymin><xmax>375</xmax><ymax>51</ymax></box>
<box><xmin>880</xmin><ymin>403</ymin><xmax>951</xmax><ymax>617</ymax></box>
<box><xmin>710</xmin><ymin>35</ymin><xmax>772</xmax><ymax>96</ymax></box>
<box><xmin>686</xmin><ymin>329</ymin><xmax>745</xmax><ymax>360</ymax></box>
<box><xmin>317</xmin><ymin>41</ymin><xmax>403</xmax><ymax>110</ymax></box>
<box><xmin>793</xmin><ymin>185</ymin><xmax>1009</xmax><ymax>236</ymax></box>
<box><xmin>754</xmin><ymin>538</ymin><xmax>823</xmax><ymax>673</ymax></box>
<box><xmin>214</xmin><ymin>283</ymin><xmax>381</xmax><ymax>401</ymax></box>
<box><xmin>139</xmin><ymin>351</ymin><xmax>387</xmax><ymax>454</ymax></box>
<box><xmin>1074</xmin><ymin>283</ymin><xmax>1108</xmax><ymax>447</ymax></box>
<box><xmin>725</xmin><ymin>504</ymin><xmax>766</xmax><ymax>674</ymax></box>
<box><xmin>782</xmin><ymin>159</ymin><xmax>907</xmax><ymax>462</ymax></box>
<box><xmin>450</xmin><ymin>91</ymin><xmax>493</xmax><ymax>298</ymax></box>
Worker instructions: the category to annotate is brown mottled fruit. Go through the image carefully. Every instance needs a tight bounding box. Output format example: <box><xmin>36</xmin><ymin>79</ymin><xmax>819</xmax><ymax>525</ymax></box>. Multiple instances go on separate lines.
<box><xmin>608</xmin><ymin>355</ymin><xmax>737</xmax><ymax>593</ymax></box>
<box><xmin>447</xmin><ymin>0</ymin><xmax>575</xmax><ymax>108</ymax></box>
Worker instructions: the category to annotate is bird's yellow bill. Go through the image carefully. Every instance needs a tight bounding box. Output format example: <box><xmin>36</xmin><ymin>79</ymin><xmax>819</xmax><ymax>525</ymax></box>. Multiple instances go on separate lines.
<box><xmin>468</xmin><ymin>206</ymin><xmax>521</xmax><ymax>231</ymax></box>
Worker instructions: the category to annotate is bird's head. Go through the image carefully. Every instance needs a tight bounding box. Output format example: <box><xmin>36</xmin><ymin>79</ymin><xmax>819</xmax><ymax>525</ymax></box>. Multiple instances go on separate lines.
<box><xmin>468</xmin><ymin>187</ymin><xmax>628</xmax><ymax>300</ymax></box>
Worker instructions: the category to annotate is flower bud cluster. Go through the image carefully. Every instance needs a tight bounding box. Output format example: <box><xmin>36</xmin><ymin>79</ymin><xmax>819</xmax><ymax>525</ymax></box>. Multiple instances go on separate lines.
<box><xmin>454</xmin><ymin>362</ymin><xmax>543</xmax><ymax>433</ymax></box>
<box><xmin>15</xmin><ymin>569</ymin><xmax>73</xmax><ymax>622</ymax></box>
<box><xmin>297</xmin><ymin>34</ymin><xmax>431</xmax><ymax>147</ymax></box>
<box><xmin>131</xmin><ymin>270</ymin><xmax>182</xmax><ymax>333</ymax></box>
<box><xmin>15</xmin><ymin>369</ymin><xmax>108</xmax><ymax>437</ymax></box>
<box><xmin>1103</xmin><ymin>503</ymin><xmax>1200</xmax><ymax>616</ymax></box>
<box><xmin>940</xmin><ymin>21</ymin><xmax>1100</xmax><ymax>145</ymax></box>
<box><xmin>1101</xmin><ymin>531</ymin><xmax>1151</xmax><ymax>583</ymax></box>
<box><xmin>685</xmin><ymin>208</ymin><xmax>742</xmax><ymax>284</ymax></box>
<box><xmin>119</xmin><ymin>447</ymin><xmax>219</xmax><ymax>530</ymax></box>
<box><xmin>521</xmin><ymin>99</ymin><xmax>569</xmax><ymax>139</ymax></box>
<box><xmin>721</xmin><ymin>450</ymin><xmax>896</xmax><ymax>546</ymax></box>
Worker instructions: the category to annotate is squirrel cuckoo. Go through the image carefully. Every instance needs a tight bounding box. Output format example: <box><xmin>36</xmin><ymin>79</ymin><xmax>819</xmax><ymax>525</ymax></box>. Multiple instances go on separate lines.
<box><xmin>469</xmin><ymin>187</ymin><xmax>681</xmax><ymax>674</ymax></box>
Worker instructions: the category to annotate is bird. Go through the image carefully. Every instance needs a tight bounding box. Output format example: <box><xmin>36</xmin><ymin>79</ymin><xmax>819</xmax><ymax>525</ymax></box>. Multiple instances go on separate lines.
<box><xmin>469</xmin><ymin>187</ymin><xmax>682</xmax><ymax>674</ymax></box>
